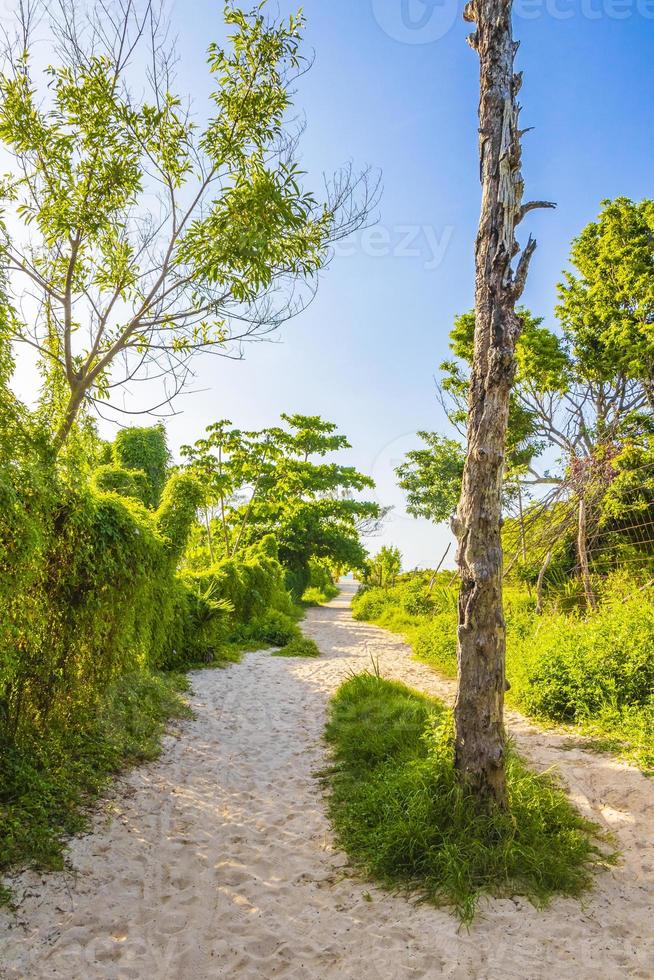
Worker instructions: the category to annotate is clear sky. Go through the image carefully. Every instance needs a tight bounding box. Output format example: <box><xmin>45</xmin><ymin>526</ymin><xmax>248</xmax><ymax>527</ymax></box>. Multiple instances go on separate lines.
<box><xmin>13</xmin><ymin>0</ymin><xmax>654</xmax><ymax>568</ymax></box>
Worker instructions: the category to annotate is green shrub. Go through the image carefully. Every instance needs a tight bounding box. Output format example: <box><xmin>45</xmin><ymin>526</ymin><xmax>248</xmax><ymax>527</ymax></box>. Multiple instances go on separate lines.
<box><xmin>238</xmin><ymin>609</ymin><xmax>301</xmax><ymax>648</ymax></box>
<box><xmin>113</xmin><ymin>425</ymin><xmax>170</xmax><ymax>508</ymax></box>
<box><xmin>352</xmin><ymin>575</ymin><xmax>458</xmax><ymax>626</ymax></box>
<box><xmin>0</xmin><ymin>451</ymin><xmax>205</xmax><ymax>790</ymax></box>
<box><xmin>401</xmin><ymin>579</ymin><xmax>436</xmax><ymax>616</ymax></box>
<box><xmin>510</xmin><ymin>598</ymin><xmax>654</xmax><ymax>723</ymax></box>
<box><xmin>351</xmin><ymin>585</ymin><xmax>397</xmax><ymax>622</ymax></box>
<box><xmin>207</xmin><ymin>536</ymin><xmax>294</xmax><ymax>626</ymax></box>
<box><xmin>162</xmin><ymin>575</ymin><xmax>233</xmax><ymax>670</ymax></box>
<box><xmin>324</xmin><ymin>673</ymin><xmax>610</xmax><ymax>923</ymax></box>
<box><xmin>354</xmin><ymin>571</ymin><xmax>654</xmax><ymax>772</ymax></box>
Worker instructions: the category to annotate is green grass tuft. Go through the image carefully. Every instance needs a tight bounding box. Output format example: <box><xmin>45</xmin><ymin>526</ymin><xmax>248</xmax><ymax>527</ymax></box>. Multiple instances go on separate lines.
<box><xmin>302</xmin><ymin>584</ymin><xmax>339</xmax><ymax>607</ymax></box>
<box><xmin>272</xmin><ymin>635</ymin><xmax>321</xmax><ymax>658</ymax></box>
<box><xmin>324</xmin><ymin>672</ymin><xmax>614</xmax><ymax>923</ymax></box>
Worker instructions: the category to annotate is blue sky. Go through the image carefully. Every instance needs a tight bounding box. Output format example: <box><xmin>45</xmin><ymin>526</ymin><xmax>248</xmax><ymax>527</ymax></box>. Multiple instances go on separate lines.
<box><xmin>15</xmin><ymin>0</ymin><xmax>654</xmax><ymax>568</ymax></box>
<box><xmin>173</xmin><ymin>0</ymin><xmax>654</xmax><ymax>569</ymax></box>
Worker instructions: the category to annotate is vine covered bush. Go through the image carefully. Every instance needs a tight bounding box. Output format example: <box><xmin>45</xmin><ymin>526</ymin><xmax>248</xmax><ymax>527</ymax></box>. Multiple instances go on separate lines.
<box><xmin>1</xmin><ymin>467</ymin><xmax>197</xmax><ymax>749</ymax></box>
<box><xmin>91</xmin><ymin>464</ymin><xmax>151</xmax><ymax>505</ymax></box>
<box><xmin>112</xmin><ymin>425</ymin><xmax>171</xmax><ymax>508</ymax></box>
<box><xmin>0</xmin><ymin>415</ymin><xmax>302</xmax><ymax>882</ymax></box>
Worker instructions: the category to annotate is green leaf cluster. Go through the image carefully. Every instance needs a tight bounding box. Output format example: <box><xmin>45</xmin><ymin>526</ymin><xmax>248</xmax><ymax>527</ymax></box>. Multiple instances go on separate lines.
<box><xmin>0</xmin><ymin>1</ymin><xmax>351</xmax><ymax>447</ymax></box>
<box><xmin>183</xmin><ymin>413</ymin><xmax>379</xmax><ymax>595</ymax></box>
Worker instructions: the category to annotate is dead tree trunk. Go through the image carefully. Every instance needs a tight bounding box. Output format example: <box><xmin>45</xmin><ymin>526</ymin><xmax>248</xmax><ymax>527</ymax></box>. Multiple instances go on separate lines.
<box><xmin>452</xmin><ymin>0</ymin><xmax>554</xmax><ymax>806</ymax></box>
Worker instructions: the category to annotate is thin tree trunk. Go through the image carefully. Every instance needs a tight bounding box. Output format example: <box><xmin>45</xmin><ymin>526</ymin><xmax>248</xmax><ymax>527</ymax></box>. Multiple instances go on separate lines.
<box><xmin>452</xmin><ymin>0</ymin><xmax>553</xmax><ymax>806</ymax></box>
<box><xmin>53</xmin><ymin>383</ymin><xmax>86</xmax><ymax>454</ymax></box>
<box><xmin>217</xmin><ymin>449</ymin><xmax>232</xmax><ymax>557</ymax></box>
<box><xmin>204</xmin><ymin>508</ymin><xmax>215</xmax><ymax>564</ymax></box>
<box><xmin>517</xmin><ymin>482</ymin><xmax>527</xmax><ymax>562</ymax></box>
<box><xmin>232</xmin><ymin>449</ymin><xmax>269</xmax><ymax>555</ymax></box>
<box><xmin>517</xmin><ymin>481</ymin><xmax>532</xmax><ymax>596</ymax></box>
<box><xmin>428</xmin><ymin>543</ymin><xmax>452</xmax><ymax>593</ymax></box>
<box><xmin>219</xmin><ymin>494</ymin><xmax>231</xmax><ymax>557</ymax></box>
<box><xmin>536</xmin><ymin>551</ymin><xmax>552</xmax><ymax>615</ymax></box>
<box><xmin>577</xmin><ymin>495</ymin><xmax>597</xmax><ymax>611</ymax></box>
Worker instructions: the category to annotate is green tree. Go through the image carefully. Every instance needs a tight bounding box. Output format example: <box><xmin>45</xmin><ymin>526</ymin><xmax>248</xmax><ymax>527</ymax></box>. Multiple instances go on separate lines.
<box><xmin>438</xmin><ymin>201</ymin><xmax>654</xmax><ymax>608</ymax></box>
<box><xmin>396</xmin><ymin>433</ymin><xmax>465</xmax><ymax>523</ymax></box>
<box><xmin>448</xmin><ymin>324</ymin><xmax>647</xmax><ymax>565</ymax></box>
<box><xmin>0</xmin><ymin>0</ymin><xmax>375</xmax><ymax>450</ymax></box>
<box><xmin>365</xmin><ymin>545</ymin><xmax>402</xmax><ymax>588</ymax></box>
<box><xmin>181</xmin><ymin>420</ymin><xmax>254</xmax><ymax>560</ymax></box>
<box><xmin>184</xmin><ymin>414</ymin><xmax>379</xmax><ymax>595</ymax></box>
<box><xmin>440</xmin><ymin>309</ymin><xmax>561</xmax><ymax>482</ymax></box>
<box><xmin>557</xmin><ymin>197</ymin><xmax>654</xmax><ymax>401</ymax></box>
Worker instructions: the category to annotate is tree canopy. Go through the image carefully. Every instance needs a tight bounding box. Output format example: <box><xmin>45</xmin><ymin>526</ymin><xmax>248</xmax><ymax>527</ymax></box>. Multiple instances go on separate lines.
<box><xmin>396</xmin><ymin>433</ymin><xmax>465</xmax><ymax>524</ymax></box>
<box><xmin>183</xmin><ymin>413</ymin><xmax>379</xmax><ymax>594</ymax></box>
<box><xmin>0</xmin><ymin>0</ymin><xmax>376</xmax><ymax>450</ymax></box>
<box><xmin>408</xmin><ymin>199</ymin><xmax>654</xmax><ymax>505</ymax></box>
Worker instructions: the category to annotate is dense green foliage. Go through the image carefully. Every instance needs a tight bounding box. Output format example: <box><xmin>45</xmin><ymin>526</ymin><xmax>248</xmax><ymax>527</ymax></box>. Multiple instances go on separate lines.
<box><xmin>113</xmin><ymin>427</ymin><xmax>171</xmax><ymax>508</ymax></box>
<box><xmin>400</xmin><ymin>198</ymin><xmax>654</xmax><ymax>612</ymax></box>
<box><xmin>556</xmin><ymin>197</ymin><xmax>654</xmax><ymax>388</ymax></box>
<box><xmin>0</xmin><ymin>423</ymin><xmax>232</xmax><ymax>732</ymax></box>
<box><xmin>353</xmin><ymin>574</ymin><xmax>654</xmax><ymax>772</ymax></box>
<box><xmin>324</xmin><ymin>673</ymin><xmax>608</xmax><ymax>923</ymax></box>
<box><xmin>0</xmin><ymin>403</ymin><xmax>351</xmax><ymax>883</ymax></box>
<box><xmin>396</xmin><ymin>434</ymin><xmax>465</xmax><ymax>523</ymax></box>
<box><xmin>183</xmin><ymin>413</ymin><xmax>378</xmax><ymax>596</ymax></box>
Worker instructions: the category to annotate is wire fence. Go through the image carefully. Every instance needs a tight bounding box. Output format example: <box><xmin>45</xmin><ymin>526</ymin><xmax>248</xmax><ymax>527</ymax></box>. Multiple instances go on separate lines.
<box><xmin>502</xmin><ymin>455</ymin><xmax>654</xmax><ymax>612</ymax></box>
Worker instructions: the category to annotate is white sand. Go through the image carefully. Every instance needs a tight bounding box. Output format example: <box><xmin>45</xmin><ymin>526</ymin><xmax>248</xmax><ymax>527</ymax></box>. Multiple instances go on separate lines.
<box><xmin>1</xmin><ymin>582</ymin><xmax>653</xmax><ymax>979</ymax></box>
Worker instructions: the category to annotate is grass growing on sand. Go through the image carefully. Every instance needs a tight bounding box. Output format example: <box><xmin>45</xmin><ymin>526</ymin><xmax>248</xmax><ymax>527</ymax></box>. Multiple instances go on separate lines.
<box><xmin>271</xmin><ymin>635</ymin><xmax>321</xmax><ymax>658</ymax></box>
<box><xmin>302</xmin><ymin>584</ymin><xmax>339</xmax><ymax>607</ymax></box>
<box><xmin>0</xmin><ymin>672</ymin><xmax>191</xmax><ymax>900</ymax></box>
<box><xmin>324</xmin><ymin>672</ymin><xmax>614</xmax><ymax>923</ymax></box>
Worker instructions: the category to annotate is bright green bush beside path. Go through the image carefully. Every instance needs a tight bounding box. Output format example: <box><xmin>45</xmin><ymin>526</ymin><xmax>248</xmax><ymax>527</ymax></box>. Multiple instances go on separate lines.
<box><xmin>0</xmin><ymin>415</ymin><xmax>333</xmax><ymax>893</ymax></box>
<box><xmin>301</xmin><ymin>559</ymin><xmax>340</xmax><ymax>606</ymax></box>
<box><xmin>324</xmin><ymin>672</ymin><xmax>611</xmax><ymax>923</ymax></box>
<box><xmin>352</xmin><ymin>575</ymin><xmax>654</xmax><ymax>773</ymax></box>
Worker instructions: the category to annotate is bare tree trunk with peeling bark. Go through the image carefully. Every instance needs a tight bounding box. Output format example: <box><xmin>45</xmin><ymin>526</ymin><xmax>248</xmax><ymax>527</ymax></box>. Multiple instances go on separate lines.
<box><xmin>453</xmin><ymin>0</ymin><xmax>554</xmax><ymax>806</ymax></box>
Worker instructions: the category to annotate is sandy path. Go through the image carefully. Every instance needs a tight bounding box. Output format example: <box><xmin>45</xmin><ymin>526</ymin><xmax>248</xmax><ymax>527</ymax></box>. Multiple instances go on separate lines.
<box><xmin>1</xmin><ymin>583</ymin><xmax>653</xmax><ymax>979</ymax></box>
